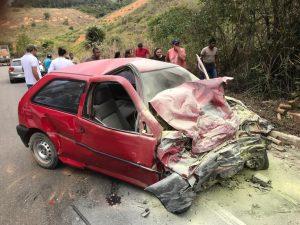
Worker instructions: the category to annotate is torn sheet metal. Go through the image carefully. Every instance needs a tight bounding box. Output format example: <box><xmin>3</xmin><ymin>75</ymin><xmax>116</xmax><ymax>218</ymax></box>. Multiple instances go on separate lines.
<box><xmin>145</xmin><ymin>173</ymin><xmax>196</xmax><ymax>214</ymax></box>
<box><xmin>150</xmin><ymin>77</ymin><xmax>240</xmax><ymax>154</ymax></box>
<box><xmin>147</xmin><ymin>79</ymin><xmax>273</xmax><ymax>213</ymax></box>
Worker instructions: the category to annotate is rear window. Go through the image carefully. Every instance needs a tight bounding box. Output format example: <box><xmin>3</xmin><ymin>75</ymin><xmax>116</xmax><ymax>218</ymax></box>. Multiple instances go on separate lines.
<box><xmin>32</xmin><ymin>79</ymin><xmax>86</xmax><ymax>114</ymax></box>
<box><xmin>11</xmin><ymin>60</ymin><xmax>21</xmax><ymax>66</ymax></box>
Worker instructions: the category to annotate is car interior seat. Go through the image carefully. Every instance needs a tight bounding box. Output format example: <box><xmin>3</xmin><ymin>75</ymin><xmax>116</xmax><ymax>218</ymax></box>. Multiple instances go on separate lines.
<box><xmin>92</xmin><ymin>84</ymin><xmax>132</xmax><ymax>131</ymax></box>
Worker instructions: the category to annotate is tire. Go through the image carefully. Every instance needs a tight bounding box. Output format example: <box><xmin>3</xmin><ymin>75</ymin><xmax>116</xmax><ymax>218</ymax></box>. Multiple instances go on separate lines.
<box><xmin>245</xmin><ymin>149</ymin><xmax>269</xmax><ymax>170</ymax></box>
<box><xmin>29</xmin><ymin>132</ymin><xmax>58</xmax><ymax>169</ymax></box>
<box><xmin>9</xmin><ymin>78</ymin><xmax>14</xmax><ymax>83</ymax></box>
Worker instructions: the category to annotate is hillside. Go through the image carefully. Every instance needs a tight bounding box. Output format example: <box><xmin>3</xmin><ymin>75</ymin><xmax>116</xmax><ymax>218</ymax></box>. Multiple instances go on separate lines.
<box><xmin>96</xmin><ymin>0</ymin><xmax>199</xmax><ymax>58</ymax></box>
<box><xmin>10</xmin><ymin>0</ymin><xmax>134</xmax><ymax>18</ymax></box>
<box><xmin>0</xmin><ymin>7</ymin><xmax>97</xmax><ymax>55</ymax></box>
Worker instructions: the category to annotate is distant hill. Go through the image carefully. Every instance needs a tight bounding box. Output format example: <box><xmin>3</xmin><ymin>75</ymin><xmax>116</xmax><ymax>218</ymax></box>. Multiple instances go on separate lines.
<box><xmin>10</xmin><ymin>0</ymin><xmax>133</xmax><ymax>18</ymax></box>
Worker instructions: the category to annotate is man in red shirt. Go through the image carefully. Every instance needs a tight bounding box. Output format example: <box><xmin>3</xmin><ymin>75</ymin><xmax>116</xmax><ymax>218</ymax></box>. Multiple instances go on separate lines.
<box><xmin>166</xmin><ymin>39</ymin><xmax>187</xmax><ymax>68</ymax></box>
<box><xmin>135</xmin><ymin>43</ymin><xmax>150</xmax><ymax>58</ymax></box>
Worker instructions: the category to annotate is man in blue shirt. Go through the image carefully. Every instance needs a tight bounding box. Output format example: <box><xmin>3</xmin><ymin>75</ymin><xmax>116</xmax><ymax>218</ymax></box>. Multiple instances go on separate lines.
<box><xmin>43</xmin><ymin>54</ymin><xmax>52</xmax><ymax>73</ymax></box>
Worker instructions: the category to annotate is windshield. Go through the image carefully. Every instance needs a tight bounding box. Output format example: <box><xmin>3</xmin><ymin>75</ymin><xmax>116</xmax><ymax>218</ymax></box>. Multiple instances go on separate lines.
<box><xmin>140</xmin><ymin>66</ymin><xmax>199</xmax><ymax>104</ymax></box>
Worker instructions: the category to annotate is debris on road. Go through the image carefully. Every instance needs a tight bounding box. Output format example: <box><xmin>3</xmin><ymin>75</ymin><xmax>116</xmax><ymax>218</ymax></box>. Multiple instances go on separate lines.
<box><xmin>141</xmin><ymin>208</ymin><xmax>150</xmax><ymax>217</ymax></box>
<box><xmin>71</xmin><ymin>204</ymin><xmax>91</xmax><ymax>225</ymax></box>
<box><xmin>106</xmin><ymin>181</ymin><xmax>121</xmax><ymax>206</ymax></box>
<box><xmin>106</xmin><ymin>193</ymin><xmax>121</xmax><ymax>206</ymax></box>
<box><xmin>251</xmin><ymin>173</ymin><xmax>271</xmax><ymax>187</ymax></box>
<box><xmin>276</xmin><ymin>96</ymin><xmax>300</xmax><ymax>123</ymax></box>
<box><xmin>269</xmin><ymin>131</ymin><xmax>300</xmax><ymax>148</ymax></box>
<box><xmin>268</xmin><ymin>143</ymin><xmax>286</xmax><ymax>152</ymax></box>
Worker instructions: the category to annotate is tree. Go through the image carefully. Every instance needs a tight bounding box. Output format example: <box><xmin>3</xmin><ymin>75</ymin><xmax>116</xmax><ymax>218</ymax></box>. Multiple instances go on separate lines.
<box><xmin>85</xmin><ymin>26</ymin><xmax>105</xmax><ymax>47</ymax></box>
<box><xmin>16</xmin><ymin>34</ymin><xmax>32</xmax><ymax>57</ymax></box>
<box><xmin>43</xmin><ymin>12</ymin><xmax>50</xmax><ymax>20</ymax></box>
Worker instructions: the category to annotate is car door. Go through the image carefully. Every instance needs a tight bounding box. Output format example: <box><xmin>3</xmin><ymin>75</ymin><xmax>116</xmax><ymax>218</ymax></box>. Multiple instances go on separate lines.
<box><xmin>30</xmin><ymin>78</ymin><xmax>90</xmax><ymax>167</ymax></box>
<box><xmin>74</xmin><ymin>75</ymin><xmax>162</xmax><ymax>188</ymax></box>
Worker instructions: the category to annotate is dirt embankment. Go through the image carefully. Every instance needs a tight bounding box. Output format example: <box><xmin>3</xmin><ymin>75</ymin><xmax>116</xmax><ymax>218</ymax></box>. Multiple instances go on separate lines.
<box><xmin>102</xmin><ymin>0</ymin><xmax>149</xmax><ymax>23</ymax></box>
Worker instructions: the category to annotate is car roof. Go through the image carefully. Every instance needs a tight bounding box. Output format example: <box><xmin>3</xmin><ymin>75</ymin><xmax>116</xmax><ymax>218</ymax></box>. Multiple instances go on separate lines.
<box><xmin>12</xmin><ymin>58</ymin><xmax>21</xmax><ymax>61</ymax></box>
<box><xmin>54</xmin><ymin>58</ymin><xmax>177</xmax><ymax>77</ymax></box>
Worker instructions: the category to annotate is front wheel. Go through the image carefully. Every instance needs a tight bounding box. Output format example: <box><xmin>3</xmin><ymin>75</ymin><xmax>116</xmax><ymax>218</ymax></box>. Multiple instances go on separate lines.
<box><xmin>245</xmin><ymin>149</ymin><xmax>269</xmax><ymax>170</ymax></box>
<box><xmin>29</xmin><ymin>132</ymin><xmax>58</xmax><ymax>169</ymax></box>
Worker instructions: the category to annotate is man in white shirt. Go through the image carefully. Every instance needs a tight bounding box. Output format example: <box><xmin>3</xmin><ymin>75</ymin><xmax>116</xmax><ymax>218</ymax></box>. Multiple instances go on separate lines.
<box><xmin>21</xmin><ymin>45</ymin><xmax>41</xmax><ymax>89</ymax></box>
<box><xmin>48</xmin><ymin>47</ymin><xmax>73</xmax><ymax>73</ymax></box>
<box><xmin>200</xmin><ymin>38</ymin><xmax>219</xmax><ymax>79</ymax></box>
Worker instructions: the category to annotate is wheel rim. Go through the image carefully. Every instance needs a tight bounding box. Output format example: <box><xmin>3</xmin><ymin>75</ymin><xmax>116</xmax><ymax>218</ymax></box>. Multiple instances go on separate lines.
<box><xmin>35</xmin><ymin>140</ymin><xmax>52</xmax><ymax>163</ymax></box>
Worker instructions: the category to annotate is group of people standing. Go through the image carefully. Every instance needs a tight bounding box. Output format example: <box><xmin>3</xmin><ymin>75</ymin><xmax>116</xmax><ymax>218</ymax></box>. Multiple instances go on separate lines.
<box><xmin>20</xmin><ymin>37</ymin><xmax>218</xmax><ymax>89</ymax></box>
<box><xmin>114</xmin><ymin>38</ymin><xmax>218</xmax><ymax>78</ymax></box>
<box><xmin>117</xmin><ymin>40</ymin><xmax>187</xmax><ymax>69</ymax></box>
<box><xmin>20</xmin><ymin>45</ymin><xmax>75</xmax><ymax>89</ymax></box>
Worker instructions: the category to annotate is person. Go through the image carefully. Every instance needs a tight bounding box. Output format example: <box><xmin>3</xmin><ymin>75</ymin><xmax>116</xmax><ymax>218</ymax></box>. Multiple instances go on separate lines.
<box><xmin>21</xmin><ymin>44</ymin><xmax>41</xmax><ymax>89</ymax></box>
<box><xmin>48</xmin><ymin>47</ymin><xmax>73</xmax><ymax>73</ymax></box>
<box><xmin>150</xmin><ymin>48</ymin><xmax>166</xmax><ymax>62</ymax></box>
<box><xmin>68</xmin><ymin>52</ymin><xmax>77</xmax><ymax>64</ymax></box>
<box><xmin>166</xmin><ymin>39</ymin><xmax>187</xmax><ymax>68</ymax></box>
<box><xmin>135</xmin><ymin>43</ymin><xmax>150</xmax><ymax>58</ymax></box>
<box><xmin>43</xmin><ymin>54</ymin><xmax>52</xmax><ymax>73</ymax></box>
<box><xmin>200</xmin><ymin>38</ymin><xmax>219</xmax><ymax>78</ymax></box>
<box><xmin>124</xmin><ymin>49</ymin><xmax>133</xmax><ymax>58</ymax></box>
<box><xmin>114</xmin><ymin>51</ymin><xmax>121</xmax><ymax>58</ymax></box>
<box><xmin>85</xmin><ymin>47</ymin><xmax>101</xmax><ymax>62</ymax></box>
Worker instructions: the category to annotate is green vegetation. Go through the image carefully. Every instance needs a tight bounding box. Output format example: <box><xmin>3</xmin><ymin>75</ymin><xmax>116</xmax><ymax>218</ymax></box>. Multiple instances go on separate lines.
<box><xmin>43</xmin><ymin>12</ymin><xmax>50</xmax><ymax>20</ymax></box>
<box><xmin>147</xmin><ymin>0</ymin><xmax>300</xmax><ymax>97</ymax></box>
<box><xmin>15</xmin><ymin>34</ymin><xmax>32</xmax><ymax>57</ymax></box>
<box><xmin>85</xmin><ymin>26</ymin><xmax>105</xmax><ymax>47</ymax></box>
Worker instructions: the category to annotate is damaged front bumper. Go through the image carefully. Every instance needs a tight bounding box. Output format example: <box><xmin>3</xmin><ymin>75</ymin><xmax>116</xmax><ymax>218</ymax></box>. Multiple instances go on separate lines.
<box><xmin>146</xmin><ymin>92</ymin><xmax>272</xmax><ymax>213</ymax></box>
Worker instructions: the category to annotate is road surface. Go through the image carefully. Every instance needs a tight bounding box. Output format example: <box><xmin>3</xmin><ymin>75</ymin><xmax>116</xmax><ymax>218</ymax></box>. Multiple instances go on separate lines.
<box><xmin>0</xmin><ymin>66</ymin><xmax>299</xmax><ymax>225</ymax></box>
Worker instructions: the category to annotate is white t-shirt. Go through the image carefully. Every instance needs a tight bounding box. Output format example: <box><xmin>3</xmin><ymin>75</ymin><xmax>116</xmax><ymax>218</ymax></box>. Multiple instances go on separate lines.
<box><xmin>21</xmin><ymin>53</ymin><xmax>41</xmax><ymax>85</ymax></box>
<box><xmin>48</xmin><ymin>57</ymin><xmax>74</xmax><ymax>73</ymax></box>
<box><xmin>201</xmin><ymin>46</ymin><xmax>218</xmax><ymax>64</ymax></box>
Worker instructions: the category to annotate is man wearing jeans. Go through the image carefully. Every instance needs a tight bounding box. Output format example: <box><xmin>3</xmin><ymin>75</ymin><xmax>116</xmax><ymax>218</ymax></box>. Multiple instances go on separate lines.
<box><xmin>21</xmin><ymin>45</ymin><xmax>41</xmax><ymax>89</ymax></box>
<box><xmin>200</xmin><ymin>38</ymin><xmax>219</xmax><ymax>79</ymax></box>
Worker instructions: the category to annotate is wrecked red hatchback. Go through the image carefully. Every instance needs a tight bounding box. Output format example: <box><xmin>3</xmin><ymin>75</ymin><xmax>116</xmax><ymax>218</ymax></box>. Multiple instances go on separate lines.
<box><xmin>17</xmin><ymin>58</ymin><xmax>272</xmax><ymax>213</ymax></box>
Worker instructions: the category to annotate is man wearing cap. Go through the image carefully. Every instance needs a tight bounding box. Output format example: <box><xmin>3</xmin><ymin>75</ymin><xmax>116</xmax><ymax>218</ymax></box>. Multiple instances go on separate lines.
<box><xmin>200</xmin><ymin>38</ymin><xmax>219</xmax><ymax>78</ymax></box>
<box><xmin>21</xmin><ymin>44</ymin><xmax>41</xmax><ymax>89</ymax></box>
<box><xmin>166</xmin><ymin>39</ymin><xmax>187</xmax><ymax>68</ymax></box>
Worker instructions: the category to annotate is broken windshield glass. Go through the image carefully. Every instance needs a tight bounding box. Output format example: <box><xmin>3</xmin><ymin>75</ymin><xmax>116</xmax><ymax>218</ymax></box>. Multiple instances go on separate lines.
<box><xmin>140</xmin><ymin>66</ymin><xmax>198</xmax><ymax>105</ymax></box>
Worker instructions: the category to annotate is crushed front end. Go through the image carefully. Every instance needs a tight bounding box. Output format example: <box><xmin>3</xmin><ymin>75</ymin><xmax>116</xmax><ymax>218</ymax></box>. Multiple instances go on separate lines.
<box><xmin>145</xmin><ymin>78</ymin><xmax>272</xmax><ymax>213</ymax></box>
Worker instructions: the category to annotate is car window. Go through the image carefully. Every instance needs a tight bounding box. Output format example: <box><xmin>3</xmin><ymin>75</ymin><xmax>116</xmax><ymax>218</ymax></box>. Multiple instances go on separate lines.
<box><xmin>32</xmin><ymin>79</ymin><xmax>86</xmax><ymax>114</ymax></box>
<box><xmin>84</xmin><ymin>82</ymin><xmax>137</xmax><ymax>132</ymax></box>
<box><xmin>11</xmin><ymin>60</ymin><xmax>21</xmax><ymax>66</ymax></box>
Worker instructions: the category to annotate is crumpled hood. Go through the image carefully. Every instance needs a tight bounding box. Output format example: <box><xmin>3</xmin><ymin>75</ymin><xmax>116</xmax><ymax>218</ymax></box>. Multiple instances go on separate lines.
<box><xmin>146</xmin><ymin>78</ymin><xmax>273</xmax><ymax>214</ymax></box>
<box><xmin>150</xmin><ymin>77</ymin><xmax>239</xmax><ymax>154</ymax></box>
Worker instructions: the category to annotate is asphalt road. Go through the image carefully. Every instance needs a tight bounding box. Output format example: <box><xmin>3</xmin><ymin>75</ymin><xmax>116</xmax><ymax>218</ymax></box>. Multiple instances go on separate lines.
<box><xmin>0</xmin><ymin>66</ymin><xmax>300</xmax><ymax>225</ymax></box>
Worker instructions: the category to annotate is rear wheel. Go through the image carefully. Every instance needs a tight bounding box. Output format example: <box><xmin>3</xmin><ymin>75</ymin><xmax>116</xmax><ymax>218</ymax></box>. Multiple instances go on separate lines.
<box><xmin>29</xmin><ymin>132</ymin><xmax>58</xmax><ymax>169</ymax></box>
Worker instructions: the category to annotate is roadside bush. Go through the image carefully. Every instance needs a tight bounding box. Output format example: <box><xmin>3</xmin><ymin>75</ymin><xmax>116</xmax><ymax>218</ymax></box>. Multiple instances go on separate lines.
<box><xmin>85</xmin><ymin>26</ymin><xmax>105</xmax><ymax>47</ymax></box>
<box><xmin>62</xmin><ymin>19</ymin><xmax>69</xmax><ymax>26</ymax></box>
<box><xmin>31</xmin><ymin>22</ymin><xmax>36</xmax><ymax>27</ymax></box>
<box><xmin>16</xmin><ymin>34</ymin><xmax>32</xmax><ymax>56</ymax></box>
<box><xmin>41</xmin><ymin>39</ymin><xmax>54</xmax><ymax>51</ymax></box>
<box><xmin>69</xmin><ymin>26</ymin><xmax>74</xmax><ymax>30</ymax></box>
<box><xmin>43</xmin><ymin>12</ymin><xmax>50</xmax><ymax>20</ymax></box>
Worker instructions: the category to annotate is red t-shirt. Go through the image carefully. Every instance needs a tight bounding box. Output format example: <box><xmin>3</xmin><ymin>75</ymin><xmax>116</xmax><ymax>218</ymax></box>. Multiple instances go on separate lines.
<box><xmin>135</xmin><ymin>48</ymin><xmax>150</xmax><ymax>58</ymax></box>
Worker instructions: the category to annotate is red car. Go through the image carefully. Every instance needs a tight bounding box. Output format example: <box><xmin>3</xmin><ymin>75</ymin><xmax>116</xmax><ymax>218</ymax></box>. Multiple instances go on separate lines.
<box><xmin>17</xmin><ymin>58</ymin><xmax>270</xmax><ymax>213</ymax></box>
